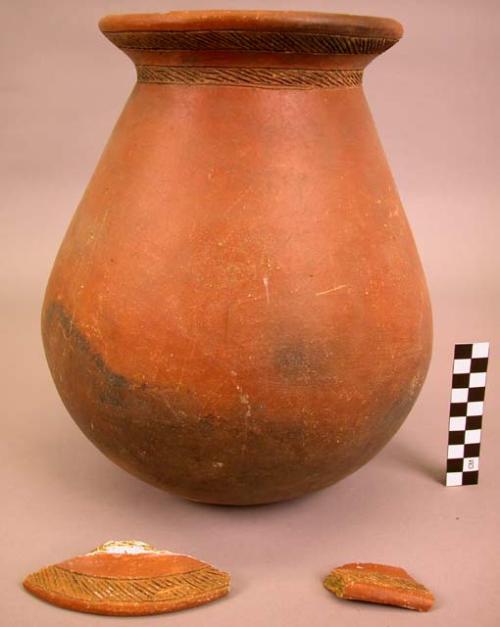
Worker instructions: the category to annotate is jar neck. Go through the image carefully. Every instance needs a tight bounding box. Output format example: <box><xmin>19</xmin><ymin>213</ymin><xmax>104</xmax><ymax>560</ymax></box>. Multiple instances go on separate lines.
<box><xmin>102</xmin><ymin>38</ymin><xmax>396</xmax><ymax>91</ymax></box>
<box><xmin>100</xmin><ymin>13</ymin><xmax>402</xmax><ymax>91</ymax></box>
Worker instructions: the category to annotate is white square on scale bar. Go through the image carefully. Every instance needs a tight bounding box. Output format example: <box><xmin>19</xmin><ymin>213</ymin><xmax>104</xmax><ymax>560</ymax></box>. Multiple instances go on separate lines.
<box><xmin>463</xmin><ymin>457</ymin><xmax>479</xmax><ymax>472</ymax></box>
<box><xmin>470</xmin><ymin>372</ymin><xmax>487</xmax><ymax>387</ymax></box>
<box><xmin>453</xmin><ymin>359</ymin><xmax>471</xmax><ymax>374</ymax></box>
<box><xmin>467</xmin><ymin>401</ymin><xmax>484</xmax><ymax>416</ymax></box>
<box><xmin>446</xmin><ymin>472</ymin><xmax>463</xmax><ymax>487</ymax></box>
<box><xmin>448</xmin><ymin>444</ymin><xmax>465</xmax><ymax>459</ymax></box>
<box><xmin>449</xmin><ymin>417</ymin><xmax>466</xmax><ymax>431</ymax></box>
<box><xmin>472</xmin><ymin>342</ymin><xmax>489</xmax><ymax>358</ymax></box>
<box><xmin>451</xmin><ymin>388</ymin><xmax>468</xmax><ymax>403</ymax></box>
<box><xmin>464</xmin><ymin>430</ymin><xmax>481</xmax><ymax>445</ymax></box>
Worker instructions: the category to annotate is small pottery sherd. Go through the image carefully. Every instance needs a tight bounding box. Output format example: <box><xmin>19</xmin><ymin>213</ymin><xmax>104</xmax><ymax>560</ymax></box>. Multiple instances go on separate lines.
<box><xmin>23</xmin><ymin>540</ymin><xmax>230</xmax><ymax>616</ymax></box>
<box><xmin>323</xmin><ymin>562</ymin><xmax>434</xmax><ymax>611</ymax></box>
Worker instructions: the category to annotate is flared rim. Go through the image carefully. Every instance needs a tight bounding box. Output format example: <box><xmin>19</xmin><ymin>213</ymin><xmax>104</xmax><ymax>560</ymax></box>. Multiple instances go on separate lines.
<box><xmin>99</xmin><ymin>10</ymin><xmax>403</xmax><ymax>41</ymax></box>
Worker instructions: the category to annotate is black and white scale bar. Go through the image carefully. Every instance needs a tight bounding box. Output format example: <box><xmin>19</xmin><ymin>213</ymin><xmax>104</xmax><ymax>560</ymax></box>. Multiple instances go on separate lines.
<box><xmin>446</xmin><ymin>342</ymin><xmax>490</xmax><ymax>487</ymax></box>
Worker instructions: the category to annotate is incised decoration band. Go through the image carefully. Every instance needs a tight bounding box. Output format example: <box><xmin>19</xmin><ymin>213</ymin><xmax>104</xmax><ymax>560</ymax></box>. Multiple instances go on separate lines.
<box><xmin>324</xmin><ymin>570</ymin><xmax>428</xmax><ymax>596</ymax></box>
<box><xmin>25</xmin><ymin>565</ymin><xmax>230</xmax><ymax>604</ymax></box>
<box><xmin>136</xmin><ymin>65</ymin><xmax>363</xmax><ymax>89</ymax></box>
<box><xmin>106</xmin><ymin>30</ymin><xmax>397</xmax><ymax>55</ymax></box>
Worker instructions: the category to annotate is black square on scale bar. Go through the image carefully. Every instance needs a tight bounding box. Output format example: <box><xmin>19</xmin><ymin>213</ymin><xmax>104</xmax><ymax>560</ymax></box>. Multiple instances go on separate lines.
<box><xmin>452</xmin><ymin>373</ymin><xmax>470</xmax><ymax>388</ymax></box>
<box><xmin>448</xmin><ymin>431</ymin><xmax>466</xmax><ymax>445</ymax></box>
<box><xmin>454</xmin><ymin>344</ymin><xmax>473</xmax><ymax>359</ymax></box>
<box><xmin>470</xmin><ymin>357</ymin><xmax>489</xmax><ymax>372</ymax></box>
<box><xmin>462</xmin><ymin>471</ymin><xmax>479</xmax><ymax>485</ymax></box>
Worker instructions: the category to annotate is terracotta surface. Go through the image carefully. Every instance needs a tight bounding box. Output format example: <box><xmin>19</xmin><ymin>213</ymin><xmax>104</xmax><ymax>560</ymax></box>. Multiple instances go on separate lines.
<box><xmin>98</xmin><ymin>10</ymin><xmax>403</xmax><ymax>36</ymax></box>
<box><xmin>324</xmin><ymin>562</ymin><xmax>434</xmax><ymax>611</ymax></box>
<box><xmin>23</xmin><ymin>540</ymin><xmax>230</xmax><ymax>616</ymax></box>
<box><xmin>41</xmin><ymin>10</ymin><xmax>432</xmax><ymax>505</ymax></box>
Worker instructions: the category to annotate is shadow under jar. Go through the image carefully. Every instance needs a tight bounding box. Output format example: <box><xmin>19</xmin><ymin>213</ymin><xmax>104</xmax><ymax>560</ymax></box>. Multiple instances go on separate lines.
<box><xmin>42</xmin><ymin>11</ymin><xmax>432</xmax><ymax>505</ymax></box>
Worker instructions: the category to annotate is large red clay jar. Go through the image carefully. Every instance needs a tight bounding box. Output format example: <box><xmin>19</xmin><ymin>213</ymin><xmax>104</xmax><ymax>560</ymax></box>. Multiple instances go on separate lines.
<box><xmin>42</xmin><ymin>11</ymin><xmax>432</xmax><ymax>505</ymax></box>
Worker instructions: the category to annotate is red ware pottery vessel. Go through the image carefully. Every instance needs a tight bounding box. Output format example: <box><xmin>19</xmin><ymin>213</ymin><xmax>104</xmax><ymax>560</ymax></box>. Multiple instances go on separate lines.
<box><xmin>42</xmin><ymin>11</ymin><xmax>432</xmax><ymax>505</ymax></box>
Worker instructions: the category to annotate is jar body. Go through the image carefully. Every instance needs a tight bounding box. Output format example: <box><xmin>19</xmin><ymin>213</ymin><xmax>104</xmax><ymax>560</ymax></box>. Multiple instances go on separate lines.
<box><xmin>42</xmin><ymin>13</ymin><xmax>432</xmax><ymax>505</ymax></box>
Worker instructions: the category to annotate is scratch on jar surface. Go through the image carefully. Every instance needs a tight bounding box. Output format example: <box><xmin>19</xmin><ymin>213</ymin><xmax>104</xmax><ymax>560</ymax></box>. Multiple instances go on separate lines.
<box><xmin>262</xmin><ymin>275</ymin><xmax>270</xmax><ymax>304</ymax></box>
<box><xmin>235</xmin><ymin>384</ymin><xmax>252</xmax><ymax>454</ymax></box>
<box><xmin>315</xmin><ymin>284</ymin><xmax>347</xmax><ymax>296</ymax></box>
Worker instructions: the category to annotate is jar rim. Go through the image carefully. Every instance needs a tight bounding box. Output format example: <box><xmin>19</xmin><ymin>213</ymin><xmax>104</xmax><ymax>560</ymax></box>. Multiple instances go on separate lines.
<box><xmin>99</xmin><ymin>10</ymin><xmax>403</xmax><ymax>41</ymax></box>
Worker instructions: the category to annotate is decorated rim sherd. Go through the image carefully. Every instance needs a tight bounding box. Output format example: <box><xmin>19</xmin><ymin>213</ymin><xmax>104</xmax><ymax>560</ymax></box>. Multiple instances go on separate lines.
<box><xmin>323</xmin><ymin>562</ymin><xmax>434</xmax><ymax>611</ymax></box>
<box><xmin>23</xmin><ymin>540</ymin><xmax>230</xmax><ymax>616</ymax></box>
